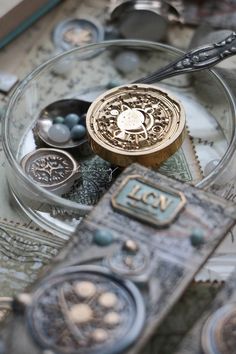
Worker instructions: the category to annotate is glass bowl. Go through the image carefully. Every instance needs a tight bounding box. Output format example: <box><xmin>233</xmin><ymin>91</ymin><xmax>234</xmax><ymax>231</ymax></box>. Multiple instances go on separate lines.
<box><xmin>3</xmin><ymin>39</ymin><xmax>236</xmax><ymax>239</ymax></box>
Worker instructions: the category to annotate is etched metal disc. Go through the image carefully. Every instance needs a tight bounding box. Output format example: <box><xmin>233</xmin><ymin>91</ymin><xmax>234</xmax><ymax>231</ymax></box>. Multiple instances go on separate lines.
<box><xmin>26</xmin><ymin>266</ymin><xmax>145</xmax><ymax>354</ymax></box>
<box><xmin>86</xmin><ymin>84</ymin><xmax>186</xmax><ymax>166</ymax></box>
<box><xmin>20</xmin><ymin>148</ymin><xmax>79</xmax><ymax>191</ymax></box>
<box><xmin>201</xmin><ymin>303</ymin><xmax>236</xmax><ymax>354</ymax></box>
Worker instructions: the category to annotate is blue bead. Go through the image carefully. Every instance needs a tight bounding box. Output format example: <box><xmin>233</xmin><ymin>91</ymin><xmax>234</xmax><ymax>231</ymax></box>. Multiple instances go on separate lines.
<box><xmin>64</xmin><ymin>113</ymin><xmax>80</xmax><ymax>129</ymax></box>
<box><xmin>53</xmin><ymin>116</ymin><xmax>64</xmax><ymax>124</ymax></box>
<box><xmin>93</xmin><ymin>229</ymin><xmax>114</xmax><ymax>246</ymax></box>
<box><xmin>190</xmin><ymin>228</ymin><xmax>205</xmax><ymax>247</ymax></box>
<box><xmin>71</xmin><ymin>124</ymin><xmax>86</xmax><ymax>140</ymax></box>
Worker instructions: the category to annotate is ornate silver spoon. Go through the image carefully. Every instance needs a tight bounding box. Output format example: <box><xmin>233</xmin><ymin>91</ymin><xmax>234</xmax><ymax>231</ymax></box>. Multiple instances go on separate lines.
<box><xmin>134</xmin><ymin>32</ymin><xmax>236</xmax><ymax>84</ymax></box>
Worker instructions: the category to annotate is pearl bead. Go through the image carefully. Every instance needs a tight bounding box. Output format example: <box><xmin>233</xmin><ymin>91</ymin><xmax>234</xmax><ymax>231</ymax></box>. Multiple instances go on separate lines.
<box><xmin>122</xmin><ymin>239</ymin><xmax>139</xmax><ymax>254</ymax></box>
<box><xmin>93</xmin><ymin>229</ymin><xmax>114</xmax><ymax>246</ymax></box>
<box><xmin>104</xmin><ymin>312</ymin><xmax>120</xmax><ymax>326</ymax></box>
<box><xmin>71</xmin><ymin>124</ymin><xmax>86</xmax><ymax>140</ymax></box>
<box><xmin>114</xmin><ymin>51</ymin><xmax>140</xmax><ymax>74</ymax></box>
<box><xmin>48</xmin><ymin>124</ymin><xmax>71</xmax><ymax>143</ymax></box>
<box><xmin>92</xmin><ymin>329</ymin><xmax>108</xmax><ymax>342</ymax></box>
<box><xmin>53</xmin><ymin>116</ymin><xmax>64</xmax><ymax>124</ymax></box>
<box><xmin>74</xmin><ymin>281</ymin><xmax>96</xmax><ymax>298</ymax></box>
<box><xmin>64</xmin><ymin>113</ymin><xmax>80</xmax><ymax>129</ymax></box>
<box><xmin>69</xmin><ymin>304</ymin><xmax>93</xmax><ymax>324</ymax></box>
<box><xmin>204</xmin><ymin>159</ymin><xmax>220</xmax><ymax>176</ymax></box>
<box><xmin>98</xmin><ymin>292</ymin><xmax>118</xmax><ymax>308</ymax></box>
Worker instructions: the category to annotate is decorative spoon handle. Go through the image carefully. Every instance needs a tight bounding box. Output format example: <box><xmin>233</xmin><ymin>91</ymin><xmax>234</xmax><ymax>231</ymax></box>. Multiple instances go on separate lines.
<box><xmin>134</xmin><ymin>32</ymin><xmax>236</xmax><ymax>84</ymax></box>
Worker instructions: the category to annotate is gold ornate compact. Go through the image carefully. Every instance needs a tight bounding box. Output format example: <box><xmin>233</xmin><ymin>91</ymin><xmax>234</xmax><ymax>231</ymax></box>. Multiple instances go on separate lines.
<box><xmin>86</xmin><ymin>84</ymin><xmax>186</xmax><ymax>167</ymax></box>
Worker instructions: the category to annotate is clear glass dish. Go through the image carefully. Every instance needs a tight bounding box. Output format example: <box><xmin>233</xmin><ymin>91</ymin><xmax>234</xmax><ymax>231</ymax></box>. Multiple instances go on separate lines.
<box><xmin>2</xmin><ymin>39</ymin><xmax>236</xmax><ymax>240</ymax></box>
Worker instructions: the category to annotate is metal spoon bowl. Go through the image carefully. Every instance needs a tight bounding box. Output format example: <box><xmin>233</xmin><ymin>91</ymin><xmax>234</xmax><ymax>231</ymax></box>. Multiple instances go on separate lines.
<box><xmin>35</xmin><ymin>98</ymin><xmax>90</xmax><ymax>149</ymax></box>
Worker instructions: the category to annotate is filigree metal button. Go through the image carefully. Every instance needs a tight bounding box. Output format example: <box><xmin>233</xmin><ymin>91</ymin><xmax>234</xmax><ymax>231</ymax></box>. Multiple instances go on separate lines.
<box><xmin>20</xmin><ymin>148</ymin><xmax>80</xmax><ymax>195</ymax></box>
<box><xmin>26</xmin><ymin>265</ymin><xmax>145</xmax><ymax>354</ymax></box>
<box><xmin>86</xmin><ymin>84</ymin><xmax>186</xmax><ymax>167</ymax></box>
<box><xmin>201</xmin><ymin>303</ymin><xmax>236</xmax><ymax>354</ymax></box>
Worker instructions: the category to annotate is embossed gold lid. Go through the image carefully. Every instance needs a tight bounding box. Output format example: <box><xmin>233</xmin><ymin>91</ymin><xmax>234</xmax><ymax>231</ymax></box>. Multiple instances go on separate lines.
<box><xmin>86</xmin><ymin>84</ymin><xmax>186</xmax><ymax>167</ymax></box>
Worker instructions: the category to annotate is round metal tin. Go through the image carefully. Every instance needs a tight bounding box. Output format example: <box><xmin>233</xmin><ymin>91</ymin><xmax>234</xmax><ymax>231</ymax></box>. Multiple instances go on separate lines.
<box><xmin>201</xmin><ymin>303</ymin><xmax>236</xmax><ymax>354</ymax></box>
<box><xmin>20</xmin><ymin>148</ymin><xmax>80</xmax><ymax>194</ymax></box>
<box><xmin>52</xmin><ymin>18</ymin><xmax>104</xmax><ymax>53</ymax></box>
<box><xmin>26</xmin><ymin>265</ymin><xmax>145</xmax><ymax>354</ymax></box>
<box><xmin>86</xmin><ymin>83</ymin><xmax>186</xmax><ymax>167</ymax></box>
<box><xmin>110</xmin><ymin>0</ymin><xmax>180</xmax><ymax>41</ymax></box>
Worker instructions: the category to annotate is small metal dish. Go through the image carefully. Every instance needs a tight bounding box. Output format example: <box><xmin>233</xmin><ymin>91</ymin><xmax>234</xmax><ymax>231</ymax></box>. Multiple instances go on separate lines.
<box><xmin>35</xmin><ymin>98</ymin><xmax>90</xmax><ymax>149</ymax></box>
<box><xmin>52</xmin><ymin>17</ymin><xmax>105</xmax><ymax>52</ymax></box>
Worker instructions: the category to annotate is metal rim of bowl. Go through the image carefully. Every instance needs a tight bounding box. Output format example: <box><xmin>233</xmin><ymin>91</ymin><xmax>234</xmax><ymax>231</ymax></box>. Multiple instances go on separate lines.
<box><xmin>2</xmin><ymin>39</ymin><xmax>236</xmax><ymax>218</ymax></box>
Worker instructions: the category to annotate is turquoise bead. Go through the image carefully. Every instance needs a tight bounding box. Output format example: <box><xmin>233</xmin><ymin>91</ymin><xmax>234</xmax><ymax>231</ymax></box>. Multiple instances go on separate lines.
<box><xmin>190</xmin><ymin>228</ymin><xmax>205</xmax><ymax>247</ymax></box>
<box><xmin>71</xmin><ymin>124</ymin><xmax>86</xmax><ymax>140</ymax></box>
<box><xmin>64</xmin><ymin>113</ymin><xmax>80</xmax><ymax>129</ymax></box>
<box><xmin>93</xmin><ymin>229</ymin><xmax>114</xmax><ymax>246</ymax></box>
<box><xmin>53</xmin><ymin>116</ymin><xmax>64</xmax><ymax>124</ymax></box>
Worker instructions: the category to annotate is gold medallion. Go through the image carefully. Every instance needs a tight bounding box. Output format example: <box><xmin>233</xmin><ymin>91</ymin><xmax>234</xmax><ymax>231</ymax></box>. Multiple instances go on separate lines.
<box><xmin>86</xmin><ymin>84</ymin><xmax>186</xmax><ymax>166</ymax></box>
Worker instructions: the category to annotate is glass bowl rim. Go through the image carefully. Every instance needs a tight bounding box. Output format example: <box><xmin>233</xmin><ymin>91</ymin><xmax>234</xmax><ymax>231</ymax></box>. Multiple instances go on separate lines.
<box><xmin>2</xmin><ymin>39</ymin><xmax>236</xmax><ymax>214</ymax></box>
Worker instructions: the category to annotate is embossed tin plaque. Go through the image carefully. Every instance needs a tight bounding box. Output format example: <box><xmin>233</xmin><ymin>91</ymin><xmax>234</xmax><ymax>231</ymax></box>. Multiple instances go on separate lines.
<box><xmin>111</xmin><ymin>175</ymin><xmax>186</xmax><ymax>227</ymax></box>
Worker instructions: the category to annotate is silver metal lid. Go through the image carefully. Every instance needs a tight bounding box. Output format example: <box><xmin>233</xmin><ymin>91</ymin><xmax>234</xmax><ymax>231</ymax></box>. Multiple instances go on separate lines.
<box><xmin>110</xmin><ymin>0</ymin><xmax>180</xmax><ymax>41</ymax></box>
